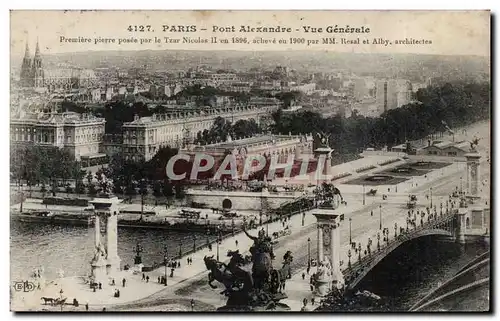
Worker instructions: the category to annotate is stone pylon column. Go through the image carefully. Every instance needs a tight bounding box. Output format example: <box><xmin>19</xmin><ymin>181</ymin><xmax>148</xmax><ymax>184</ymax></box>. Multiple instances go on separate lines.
<box><xmin>325</xmin><ymin>151</ymin><xmax>332</xmax><ymax>178</ymax></box>
<box><xmin>455</xmin><ymin>208</ymin><xmax>467</xmax><ymax>244</ymax></box>
<box><xmin>94</xmin><ymin>215</ymin><xmax>101</xmax><ymax>247</ymax></box>
<box><xmin>317</xmin><ymin>225</ymin><xmax>324</xmax><ymax>262</ymax></box>
<box><xmin>465</xmin><ymin>152</ymin><xmax>481</xmax><ymax>197</ymax></box>
<box><xmin>90</xmin><ymin>195</ymin><xmax>122</xmax><ymax>277</ymax></box>
<box><xmin>330</xmin><ymin>222</ymin><xmax>341</xmax><ymax>277</ymax></box>
<box><xmin>106</xmin><ymin>210</ymin><xmax>121</xmax><ymax>274</ymax></box>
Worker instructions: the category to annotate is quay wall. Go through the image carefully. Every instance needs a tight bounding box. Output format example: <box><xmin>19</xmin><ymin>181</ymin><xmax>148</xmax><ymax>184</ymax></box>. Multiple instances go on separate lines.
<box><xmin>185</xmin><ymin>189</ymin><xmax>303</xmax><ymax>211</ymax></box>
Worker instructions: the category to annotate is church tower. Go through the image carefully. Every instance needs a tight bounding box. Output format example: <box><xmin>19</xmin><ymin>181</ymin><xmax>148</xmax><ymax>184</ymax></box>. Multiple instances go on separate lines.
<box><xmin>20</xmin><ymin>41</ymin><xmax>33</xmax><ymax>87</ymax></box>
<box><xmin>31</xmin><ymin>39</ymin><xmax>44</xmax><ymax>88</ymax></box>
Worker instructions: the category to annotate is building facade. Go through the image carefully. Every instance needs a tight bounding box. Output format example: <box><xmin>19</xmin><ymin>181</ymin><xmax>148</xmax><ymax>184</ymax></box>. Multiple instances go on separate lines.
<box><xmin>181</xmin><ymin>133</ymin><xmax>315</xmax><ymax>178</ymax></box>
<box><xmin>121</xmin><ymin>105</ymin><xmax>279</xmax><ymax>161</ymax></box>
<box><xmin>10</xmin><ymin>111</ymin><xmax>106</xmax><ymax>162</ymax></box>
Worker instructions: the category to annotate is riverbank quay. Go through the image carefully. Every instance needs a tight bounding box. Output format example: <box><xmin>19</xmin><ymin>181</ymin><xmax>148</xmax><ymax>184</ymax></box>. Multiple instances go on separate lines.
<box><xmin>12</xmin><ymin>200</ymin><xmax>366</xmax><ymax>311</ymax></box>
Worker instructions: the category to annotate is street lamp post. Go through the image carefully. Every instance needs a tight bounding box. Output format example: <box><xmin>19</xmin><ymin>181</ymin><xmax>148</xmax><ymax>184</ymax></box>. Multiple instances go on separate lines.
<box><xmin>377</xmin><ymin>232</ymin><xmax>380</xmax><ymax>250</ymax></box>
<box><xmin>266</xmin><ymin>214</ymin><xmax>270</xmax><ymax>236</ymax></box>
<box><xmin>307</xmin><ymin>238</ymin><xmax>311</xmax><ymax>269</ymax></box>
<box><xmin>349</xmin><ymin>218</ymin><xmax>352</xmax><ymax>244</ymax></box>
<box><xmin>259</xmin><ymin>211</ymin><xmax>263</xmax><ymax>226</ymax></box>
<box><xmin>59</xmin><ymin>288</ymin><xmax>64</xmax><ymax>312</ymax></box>
<box><xmin>362</xmin><ymin>185</ymin><xmax>365</xmax><ymax>205</ymax></box>
<box><xmin>216</xmin><ymin>226</ymin><xmax>221</xmax><ymax>261</ymax></box>
<box><xmin>358</xmin><ymin>243</ymin><xmax>362</xmax><ymax>262</ymax></box>
<box><xmin>430</xmin><ymin>187</ymin><xmax>433</xmax><ymax>208</ymax></box>
<box><xmin>347</xmin><ymin>249</ymin><xmax>351</xmax><ymax>268</ymax></box>
<box><xmin>164</xmin><ymin>245</ymin><xmax>168</xmax><ymax>286</ymax></box>
<box><xmin>394</xmin><ymin>223</ymin><xmax>398</xmax><ymax>238</ymax></box>
<box><xmin>379</xmin><ymin>205</ymin><xmax>382</xmax><ymax>230</ymax></box>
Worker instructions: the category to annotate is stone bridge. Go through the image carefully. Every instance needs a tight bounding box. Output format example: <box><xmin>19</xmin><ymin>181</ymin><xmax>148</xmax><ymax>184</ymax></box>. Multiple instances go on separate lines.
<box><xmin>342</xmin><ymin>209</ymin><xmax>462</xmax><ymax>291</ymax></box>
<box><xmin>311</xmin><ymin>204</ymin><xmax>469</xmax><ymax>296</ymax></box>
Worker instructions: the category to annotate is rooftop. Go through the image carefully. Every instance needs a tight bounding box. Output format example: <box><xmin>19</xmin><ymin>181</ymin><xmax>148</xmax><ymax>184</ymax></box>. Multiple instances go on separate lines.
<box><xmin>11</xmin><ymin>112</ymin><xmax>105</xmax><ymax>125</ymax></box>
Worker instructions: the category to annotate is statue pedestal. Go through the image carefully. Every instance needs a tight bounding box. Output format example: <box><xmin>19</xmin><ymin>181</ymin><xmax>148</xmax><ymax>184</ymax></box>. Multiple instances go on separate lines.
<box><xmin>90</xmin><ymin>256</ymin><xmax>109</xmax><ymax>287</ymax></box>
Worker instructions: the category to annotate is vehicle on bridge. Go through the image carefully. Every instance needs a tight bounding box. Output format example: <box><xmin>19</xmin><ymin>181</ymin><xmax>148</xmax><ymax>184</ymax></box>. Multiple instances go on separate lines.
<box><xmin>218</xmin><ymin>211</ymin><xmax>240</xmax><ymax>220</ymax></box>
<box><xmin>407</xmin><ymin>195</ymin><xmax>417</xmax><ymax>209</ymax></box>
<box><xmin>179</xmin><ymin>209</ymin><xmax>201</xmax><ymax>219</ymax></box>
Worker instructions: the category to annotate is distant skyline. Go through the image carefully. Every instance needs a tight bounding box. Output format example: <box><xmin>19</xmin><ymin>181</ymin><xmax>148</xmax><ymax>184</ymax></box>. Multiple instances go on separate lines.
<box><xmin>11</xmin><ymin>10</ymin><xmax>490</xmax><ymax>58</ymax></box>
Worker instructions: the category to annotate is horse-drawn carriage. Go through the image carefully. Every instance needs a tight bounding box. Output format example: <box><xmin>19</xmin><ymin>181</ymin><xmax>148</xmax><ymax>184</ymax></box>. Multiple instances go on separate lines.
<box><xmin>272</xmin><ymin>227</ymin><xmax>292</xmax><ymax>240</ymax></box>
<box><xmin>179</xmin><ymin>209</ymin><xmax>201</xmax><ymax>219</ymax></box>
<box><xmin>40</xmin><ymin>296</ymin><xmax>67</xmax><ymax>306</ymax></box>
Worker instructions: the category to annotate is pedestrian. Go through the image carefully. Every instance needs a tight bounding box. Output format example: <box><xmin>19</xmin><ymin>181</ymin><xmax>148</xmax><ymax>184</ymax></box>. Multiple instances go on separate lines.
<box><xmin>302</xmin><ymin>272</ymin><xmax>306</xmax><ymax>280</ymax></box>
<box><xmin>146</xmin><ymin>275</ymin><xmax>149</xmax><ymax>283</ymax></box>
<box><xmin>142</xmin><ymin>273</ymin><xmax>145</xmax><ymax>280</ymax></box>
<box><xmin>170</xmin><ymin>268</ymin><xmax>174</xmax><ymax>278</ymax></box>
<box><xmin>178</xmin><ymin>261</ymin><xmax>181</xmax><ymax>268</ymax></box>
<box><xmin>98</xmin><ymin>282</ymin><xmax>102</xmax><ymax>290</ymax></box>
<box><xmin>111</xmin><ymin>279</ymin><xmax>115</xmax><ymax>286</ymax></box>
<box><xmin>235</xmin><ymin>240</ymin><xmax>239</xmax><ymax>247</ymax></box>
<box><xmin>311</xmin><ymin>297</ymin><xmax>316</xmax><ymax>305</ymax></box>
<box><xmin>371</xmin><ymin>210</ymin><xmax>373</xmax><ymax>216</ymax></box>
<box><xmin>122</xmin><ymin>278</ymin><xmax>126</xmax><ymax>287</ymax></box>
<box><xmin>187</xmin><ymin>258</ymin><xmax>190</xmax><ymax>265</ymax></box>
<box><xmin>102</xmin><ymin>307</ymin><xmax>106</xmax><ymax>312</ymax></box>
<box><xmin>85</xmin><ymin>303</ymin><xmax>89</xmax><ymax>311</ymax></box>
<box><xmin>306</xmin><ymin>266</ymin><xmax>310</xmax><ymax>274</ymax></box>
<box><xmin>158</xmin><ymin>276</ymin><xmax>161</xmax><ymax>283</ymax></box>
<box><xmin>303</xmin><ymin>298</ymin><xmax>308</xmax><ymax>307</ymax></box>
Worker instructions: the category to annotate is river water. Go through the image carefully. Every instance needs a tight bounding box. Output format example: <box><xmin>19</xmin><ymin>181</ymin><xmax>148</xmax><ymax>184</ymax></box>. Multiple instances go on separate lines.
<box><xmin>10</xmin><ymin>220</ymin><xmax>207</xmax><ymax>281</ymax></box>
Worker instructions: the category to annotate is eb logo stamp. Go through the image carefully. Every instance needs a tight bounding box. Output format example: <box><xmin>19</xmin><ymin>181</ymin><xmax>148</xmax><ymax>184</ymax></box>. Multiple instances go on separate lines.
<box><xmin>13</xmin><ymin>281</ymin><xmax>35</xmax><ymax>292</ymax></box>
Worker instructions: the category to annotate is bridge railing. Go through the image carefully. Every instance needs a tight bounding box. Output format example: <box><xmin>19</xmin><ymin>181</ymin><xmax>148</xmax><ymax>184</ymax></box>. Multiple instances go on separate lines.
<box><xmin>342</xmin><ymin>211</ymin><xmax>457</xmax><ymax>280</ymax></box>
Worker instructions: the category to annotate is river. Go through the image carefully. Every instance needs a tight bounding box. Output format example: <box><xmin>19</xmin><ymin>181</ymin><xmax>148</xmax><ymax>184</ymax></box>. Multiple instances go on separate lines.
<box><xmin>10</xmin><ymin>220</ymin><xmax>207</xmax><ymax>281</ymax></box>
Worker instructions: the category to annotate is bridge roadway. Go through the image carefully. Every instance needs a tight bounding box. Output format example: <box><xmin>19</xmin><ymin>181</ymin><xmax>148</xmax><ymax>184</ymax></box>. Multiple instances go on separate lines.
<box><xmin>112</xmin><ymin>122</ymin><xmax>490</xmax><ymax>311</ymax></box>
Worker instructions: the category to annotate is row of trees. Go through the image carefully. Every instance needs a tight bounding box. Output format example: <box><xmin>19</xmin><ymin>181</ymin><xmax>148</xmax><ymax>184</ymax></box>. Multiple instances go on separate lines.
<box><xmin>10</xmin><ymin>145</ymin><xmax>85</xmax><ymax>196</ymax></box>
<box><xmin>195</xmin><ymin>117</ymin><xmax>263</xmax><ymax>145</ymax></box>
<box><xmin>272</xmin><ymin>81</ymin><xmax>490</xmax><ymax>153</ymax></box>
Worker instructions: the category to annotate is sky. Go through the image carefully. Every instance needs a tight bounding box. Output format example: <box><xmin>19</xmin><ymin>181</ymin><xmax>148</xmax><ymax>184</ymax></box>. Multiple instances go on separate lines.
<box><xmin>10</xmin><ymin>10</ymin><xmax>491</xmax><ymax>58</ymax></box>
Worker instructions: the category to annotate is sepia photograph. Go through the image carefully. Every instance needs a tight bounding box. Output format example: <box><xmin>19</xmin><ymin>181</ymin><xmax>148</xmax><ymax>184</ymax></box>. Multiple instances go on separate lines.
<box><xmin>8</xmin><ymin>10</ymin><xmax>491</xmax><ymax>312</ymax></box>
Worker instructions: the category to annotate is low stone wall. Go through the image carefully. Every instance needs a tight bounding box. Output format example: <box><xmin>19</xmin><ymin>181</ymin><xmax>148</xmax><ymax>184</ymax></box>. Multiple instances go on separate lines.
<box><xmin>185</xmin><ymin>190</ymin><xmax>300</xmax><ymax>211</ymax></box>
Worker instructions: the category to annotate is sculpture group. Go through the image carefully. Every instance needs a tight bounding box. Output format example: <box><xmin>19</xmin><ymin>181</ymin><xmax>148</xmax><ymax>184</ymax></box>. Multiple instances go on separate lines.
<box><xmin>204</xmin><ymin>228</ymin><xmax>293</xmax><ymax>311</ymax></box>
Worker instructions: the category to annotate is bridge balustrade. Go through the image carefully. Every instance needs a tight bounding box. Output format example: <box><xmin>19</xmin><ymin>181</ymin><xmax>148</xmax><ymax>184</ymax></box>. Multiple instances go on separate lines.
<box><xmin>342</xmin><ymin>211</ymin><xmax>457</xmax><ymax>286</ymax></box>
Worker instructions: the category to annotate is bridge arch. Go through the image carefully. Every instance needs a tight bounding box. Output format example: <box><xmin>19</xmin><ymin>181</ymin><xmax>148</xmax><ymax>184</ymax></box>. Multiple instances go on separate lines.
<box><xmin>344</xmin><ymin>228</ymin><xmax>453</xmax><ymax>291</ymax></box>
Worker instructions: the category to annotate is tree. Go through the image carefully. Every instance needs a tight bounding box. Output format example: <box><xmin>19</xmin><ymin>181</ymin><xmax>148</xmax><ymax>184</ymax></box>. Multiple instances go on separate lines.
<box><xmin>152</xmin><ymin>181</ymin><xmax>163</xmax><ymax>197</ymax></box>
<box><xmin>162</xmin><ymin>180</ymin><xmax>175</xmax><ymax>198</ymax></box>
<box><xmin>174</xmin><ymin>183</ymin><xmax>186</xmax><ymax>199</ymax></box>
